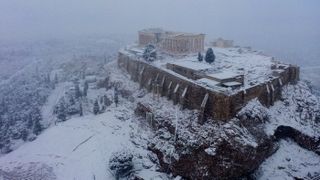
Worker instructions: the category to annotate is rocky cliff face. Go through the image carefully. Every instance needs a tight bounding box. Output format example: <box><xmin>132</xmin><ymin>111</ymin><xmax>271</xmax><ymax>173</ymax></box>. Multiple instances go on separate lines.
<box><xmin>274</xmin><ymin>125</ymin><xmax>320</xmax><ymax>155</ymax></box>
<box><xmin>145</xmin><ymin>82</ymin><xmax>320</xmax><ymax>179</ymax></box>
<box><xmin>146</xmin><ymin>102</ymin><xmax>275</xmax><ymax>179</ymax></box>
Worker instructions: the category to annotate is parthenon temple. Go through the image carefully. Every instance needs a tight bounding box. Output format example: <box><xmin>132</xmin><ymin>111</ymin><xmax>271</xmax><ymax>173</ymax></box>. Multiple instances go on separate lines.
<box><xmin>138</xmin><ymin>28</ymin><xmax>205</xmax><ymax>55</ymax></box>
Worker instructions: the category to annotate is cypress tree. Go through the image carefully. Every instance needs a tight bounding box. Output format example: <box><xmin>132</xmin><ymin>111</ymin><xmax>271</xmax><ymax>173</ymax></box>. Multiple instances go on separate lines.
<box><xmin>114</xmin><ymin>88</ymin><xmax>119</xmax><ymax>107</ymax></box>
<box><xmin>79</xmin><ymin>103</ymin><xmax>83</xmax><ymax>116</ymax></box>
<box><xmin>205</xmin><ymin>48</ymin><xmax>215</xmax><ymax>64</ymax></box>
<box><xmin>83</xmin><ymin>81</ymin><xmax>89</xmax><ymax>97</ymax></box>
<box><xmin>75</xmin><ymin>83</ymin><xmax>81</xmax><ymax>99</ymax></box>
<box><xmin>198</xmin><ymin>52</ymin><xmax>203</xmax><ymax>62</ymax></box>
<box><xmin>33</xmin><ymin>119</ymin><xmax>42</xmax><ymax>135</ymax></box>
<box><xmin>93</xmin><ymin>99</ymin><xmax>100</xmax><ymax>115</ymax></box>
<box><xmin>57</xmin><ymin>98</ymin><xmax>67</xmax><ymax>121</ymax></box>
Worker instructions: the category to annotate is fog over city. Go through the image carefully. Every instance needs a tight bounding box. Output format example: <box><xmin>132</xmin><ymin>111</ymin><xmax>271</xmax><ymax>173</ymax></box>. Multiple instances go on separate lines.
<box><xmin>1</xmin><ymin>0</ymin><xmax>319</xmax><ymax>87</ymax></box>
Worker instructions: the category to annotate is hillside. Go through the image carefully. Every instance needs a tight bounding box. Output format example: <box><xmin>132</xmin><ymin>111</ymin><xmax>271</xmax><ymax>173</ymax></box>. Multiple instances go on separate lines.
<box><xmin>0</xmin><ymin>38</ymin><xmax>319</xmax><ymax>179</ymax></box>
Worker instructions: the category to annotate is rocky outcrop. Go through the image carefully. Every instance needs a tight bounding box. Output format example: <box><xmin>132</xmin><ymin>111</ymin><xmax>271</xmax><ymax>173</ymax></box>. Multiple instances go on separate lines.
<box><xmin>141</xmin><ymin>83</ymin><xmax>320</xmax><ymax>179</ymax></box>
<box><xmin>274</xmin><ymin>125</ymin><xmax>320</xmax><ymax>155</ymax></box>
<box><xmin>149</xmin><ymin>137</ymin><xmax>274</xmax><ymax>179</ymax></box>
<box><xmin>147</xmin><ymin>101</ymin><xmax>276</xmax><ymax>179</ymax></box>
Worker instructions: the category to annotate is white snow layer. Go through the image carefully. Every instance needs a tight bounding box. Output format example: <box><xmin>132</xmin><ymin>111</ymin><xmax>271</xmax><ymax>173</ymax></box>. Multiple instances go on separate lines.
<box><xmin>0</xmin><ymin>109</ymin><xmax>165</xmax><ymax>179</ymax></box>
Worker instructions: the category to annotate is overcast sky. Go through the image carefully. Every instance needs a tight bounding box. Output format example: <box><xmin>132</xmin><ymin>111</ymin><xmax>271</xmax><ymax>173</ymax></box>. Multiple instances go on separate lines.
<box><xmin>1</xmin><ymin>0</ymin><xmax>319</xmax><ymax>86</ymax></box>
<box><xmin>1</xmin><ymin>0</ymin><xmax>319</xmax><ymax>41</ymax></box>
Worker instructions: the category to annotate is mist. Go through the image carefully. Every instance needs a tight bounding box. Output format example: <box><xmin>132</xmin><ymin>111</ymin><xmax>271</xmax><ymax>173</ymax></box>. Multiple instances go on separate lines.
<box><xmin>1</xmin><ymin>0</ymin><xmax>320</xmax><ymax>67</ymax></box>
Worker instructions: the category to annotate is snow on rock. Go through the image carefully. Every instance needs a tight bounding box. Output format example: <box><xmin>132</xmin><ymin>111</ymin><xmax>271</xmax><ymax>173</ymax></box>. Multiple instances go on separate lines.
<box><xmin>265</xmin><ymin>82</ymin><xmax>320</xmax><ymax>137</ymax></box>
<box><xmin>238</xmin><ymin>98</ymin><xmax>269</xmax><ymax>124</ymax></box>
<box><xmin>0</xmin><ymin>162</ymin><xmax>56</xmax><ymax>180</ymax></box>
<box><xmin>204</xmin><ymin>147</ymin><xmax>216</xmax><ymax>156</ymax></box>
<box><xmin>254</xmin><ymin>139</ymin><xmax>320</xmax><ymax>180</ymax></box>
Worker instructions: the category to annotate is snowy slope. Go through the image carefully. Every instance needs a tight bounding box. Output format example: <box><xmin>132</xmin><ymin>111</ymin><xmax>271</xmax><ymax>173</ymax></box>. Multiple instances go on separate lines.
<box><xmin>0</xmin><ymin>105</ymin><xmax>166</xmax><ymax>180</ymax></box>
<box><xmin>255</xmin><ymin>139</ymin><xmax>320</xmax><ymax>180</ymax></box>
<box><xmin>41</xmin><ymin>82</ymin><xmax>69</xmax><ymax>128</ymax></box>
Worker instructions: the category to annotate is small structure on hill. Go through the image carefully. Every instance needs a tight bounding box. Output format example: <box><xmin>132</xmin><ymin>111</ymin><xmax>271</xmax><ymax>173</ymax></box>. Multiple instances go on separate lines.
<box><xmin>212</xmin><ymin>38</ymin><xmax>234</xmax><ymax>48</ymax></box>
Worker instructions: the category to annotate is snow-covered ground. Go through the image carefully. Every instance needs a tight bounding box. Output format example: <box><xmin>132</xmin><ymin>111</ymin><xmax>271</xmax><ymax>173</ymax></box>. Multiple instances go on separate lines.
<box><xmin>255</xmin><ymin>139</ymin><xmax>320</xmax><ymax>180</ymax></box>
<box><xmin>0</xmin><ymin>105</ymin><xmax>166</xmax><ymax>179</ymax></box>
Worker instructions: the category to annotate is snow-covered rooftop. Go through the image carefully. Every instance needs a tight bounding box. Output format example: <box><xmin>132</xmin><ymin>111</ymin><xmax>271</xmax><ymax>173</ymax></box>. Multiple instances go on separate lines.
<box><xmin>206</xmin><ymin>71</ymin><xmax>241</xmax><ymax>80</ymax></box>
<box><xmin>223</xmin><ymin>81</ymin><xmax>242</xmax><ymax>87</ymax></box>
<box><xmin>123</xmin><ymin>45</ymin><xmax>290</xmax><ymax>94</ymax></box>
<box><xmin>169</xmin><ymin>60</ymin><xmax>211</xmax><ymax>71</ymax></box>
<box><xmin>197</xmin><ymin>78</ymin><xmax>221</xmax><ymax>87</ymax></box>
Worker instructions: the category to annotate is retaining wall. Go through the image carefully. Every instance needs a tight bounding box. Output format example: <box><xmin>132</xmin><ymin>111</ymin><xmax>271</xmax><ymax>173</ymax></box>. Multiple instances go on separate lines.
<box><xmin>118</xmin><ymin>52</ymin><xmax>300</xmax><ymax>121</ymax></box>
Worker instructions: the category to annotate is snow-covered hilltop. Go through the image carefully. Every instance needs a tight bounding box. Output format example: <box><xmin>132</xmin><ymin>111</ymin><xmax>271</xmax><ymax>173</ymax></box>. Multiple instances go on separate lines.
<box><xmin>119</xmin><ymin>29</ymin><xmax>300</xmax><ymax>123</ymax></box>
<box><xmin>0</xmin><ymin>34</ymin><xmax>319</xmax><ymax>179</ymax></box>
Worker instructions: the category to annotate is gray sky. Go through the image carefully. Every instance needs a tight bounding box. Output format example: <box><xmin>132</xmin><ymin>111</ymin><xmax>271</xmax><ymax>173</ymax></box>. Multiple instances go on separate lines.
<box><xmin>1</xmin><ymin>0</ymin><xmax>320</xmax><ymax>65</ymax></box>
<box><xmin>1</xmin><ymin>0</ymin><xmax>319</xmax><ymax>41</ymax></box>
<box><xmin>1</xmin><ymin>0</ymin><xmax>319</xmax><ymax>87</ymax></box>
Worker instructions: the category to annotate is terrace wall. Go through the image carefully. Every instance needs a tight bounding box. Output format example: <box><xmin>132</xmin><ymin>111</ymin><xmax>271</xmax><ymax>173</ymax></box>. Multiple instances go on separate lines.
<box><xmin>118</xmin><ymin>52</ymin><xmax>300</xmax><ymax>121</ymax></box>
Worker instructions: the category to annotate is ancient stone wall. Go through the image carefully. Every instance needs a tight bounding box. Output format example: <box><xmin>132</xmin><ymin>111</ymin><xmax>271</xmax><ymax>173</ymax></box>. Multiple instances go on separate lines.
<box><xmin>166</xmin><ymin>63</ymin><xmax>204</xmax><ymax>80</ymax></box>
<box><xmin>118</xmin><ymin>52</ymin><xmax>300</xmax><ymax>121</ymax></box>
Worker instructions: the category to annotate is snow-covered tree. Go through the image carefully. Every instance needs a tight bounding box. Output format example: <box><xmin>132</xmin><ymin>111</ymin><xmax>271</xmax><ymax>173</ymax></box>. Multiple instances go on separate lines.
<box><xmin>114</xmin><ymin>88</ymin><xmax>119</xmax><ymax>107</ymax></box>
<box><xmin>21</xmin><ymin>129</ymin><xmax>28</xmax><ymax>141</ymax></box>
<box><xmin>143</xmin><ymin>44</ymin><xmax>157</xmax><ymax>62</ymax></box>
<box><xmin>79</xmin><ymin>103</ymin><xmax>83</xmax><ymax>116</ymax></box>
<box><xmin>93</xmin><ymin>99</ymin><xmax>100</xmax><ymax>115</ymax></box>
<box><xmin>109</xmin><ymin>149</ymin><xmax>134</xmax><ymax>179</ymax></box>
<box><xmin>74</xmin><ymin>82</ymin><xmax>81</xmax><ymax>99</ymax></box>
<box><xmin>100</xmin><ymin>96</ymin><xmax>104</xmax><ymax>104</ymax></box>
<box><xmin>83</xmin><ymin>81</ymin><xmax>89</xmax><ymax>97</ymax></box>
<box><xmin>33</xmin><ymin>118</ymin><xmax>42</xmax><ymax>135</ymax></box>
<box><xmin>205</xmin><ymin>48</ymin><xmax>215</xmax><ymax>64</ymax></box>
<box><xmin>69</xmin><ymin>95</ymin><xmax>75</xmax><ymax>105</ymax></box>
<box><xmin>198</xmin><ymin>52</ymin><xmax>203</xmax><ymax>62</ymax></box>
<box><xmin>104</xmin><ymin>95</ymin><xmax>112</xmax><ymax>107</ymax></box>
<box><xmin>57</xmin><ymin>98</ymin><xmax>67</xmax><ymax>121</ymax></box>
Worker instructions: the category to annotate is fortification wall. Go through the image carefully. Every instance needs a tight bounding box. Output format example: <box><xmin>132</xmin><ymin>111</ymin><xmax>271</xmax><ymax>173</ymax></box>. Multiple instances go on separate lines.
<box><xmin>118</xmin><ymin>52</ymin><xmax>300</xmax><ymax>121</ymax></box>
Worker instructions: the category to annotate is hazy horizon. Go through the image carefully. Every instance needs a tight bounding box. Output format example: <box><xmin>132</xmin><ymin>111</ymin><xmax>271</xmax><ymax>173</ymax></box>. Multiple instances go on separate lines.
<box><xmin>1</xmin><ymin>0</ymin><xmax>320</xmax><ymax>76</ymax></box>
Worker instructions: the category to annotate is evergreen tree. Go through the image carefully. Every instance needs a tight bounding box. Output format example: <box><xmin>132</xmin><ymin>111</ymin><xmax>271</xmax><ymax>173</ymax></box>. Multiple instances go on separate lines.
<box><xmin>30</xmin><ymin>107</ymin><xmax>43</xmax><ymax>135</ymax></box>
<box><xmin>198</xmin><ymin>52</ymin><xmax>203</xmax><ymax>62</ymax></box>
<box><xmin>21</xmin><ymin>130</ymin><xmax>28</xmax><ymax>141</ymax></box>
<box><xmin>143</xmin><ymin>44</ymin><xmax>157</xmax><ymax>62</ymax></box>
<box><xmin>27</xmin><ymin>116</ymin><xmax>33</xmax><ymax>129</ymax></box>
<box><xmin>104</xmin><ymin>95</ymin><xmax>112</xmax><ymax>106</ymax></box>
<box><xmin>74</xmin><ymin>82</ymin><xmax>81</xmax><ymax>99</ymax></box>
<box><xmin>109</xmin><ymin>149</ymin><xmax>134</xmax><ymax>179</ymax></box>
<box><xmin>79</xmin><ymin>103</ymin><xmax>83</xmax><ymax>116</ymax></box>
<box><xmin>114</xmin><ymin>88</ymin><xmax>119</xmax><ymax>107</ymax></box>
<box><xmin>69</xmin><ymin>94</ymin><xmax>75</xmax><ymax>105</ymax></box>
<box><xmin>54</xmin><ymin>74</ymin><xmax>59</xmax><ymax>84</ymax></box>
<box><xmin>33</xmin><ymin>119</ymin><xmax>42</xmax><ymax>135</ymax></box>
<box><xmin>205</xmin><ymin>48</ymin><xmax>215</xmax><ymax>64</ymax></box>
<box><xmin>100</xmin><ymin>96</ymin><xmax>104</xmax><ymax>104</ymax></box>
<box><xmin>93</xmin><ymin>99</ymin><xmax>100</xmax><ymax>115</ymax></box>
<box><xmin>83</xmin><ymin>81</ymin><xmax>89</xmax><ymax>97</ymax></box>
<box><xmin>104</xmin><ymin>77</ymin><xmax>110</xmax><ymax>90</ymax></box>
<box><xmin>57</xmin><ymin>98</ymin><xmax>67</xmax><ymax>121</ymax></box>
